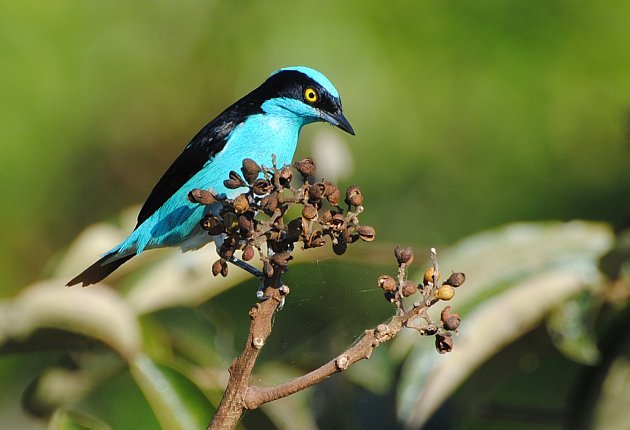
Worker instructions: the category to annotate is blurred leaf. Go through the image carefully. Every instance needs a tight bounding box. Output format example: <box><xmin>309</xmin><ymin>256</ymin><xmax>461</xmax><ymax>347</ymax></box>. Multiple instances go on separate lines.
<box><xmin>547</xmin><ymin>292</ymin><xmax>602</xmax><ymax>365</ymax></box>
<box><xmin>0</xmin><ymin>281</ymin><xmax>140</xmax><ymax>358</ymax></box>
<box><xmin>49</xmin><ymin>409</ymin><xmax>112</xmax><ymax>430</ymax></box>
<box><xmin>396</xmin><ymin>221</ymin><xmax>613</xmax><ymax>429</ymax></box>
<box><xmin>584</xmin><ymin>332</ymin><xmax>630</xmax><ymax>430</ymax></box>
<box><xmin>129</xmin><ymin>355</ymin><xmax>214</xmax><ymax>430</ymax></box>
<box><xmin>24</xmin><ymin>352</ymin><xmax>123</xmax><ymax>418</ymax></box>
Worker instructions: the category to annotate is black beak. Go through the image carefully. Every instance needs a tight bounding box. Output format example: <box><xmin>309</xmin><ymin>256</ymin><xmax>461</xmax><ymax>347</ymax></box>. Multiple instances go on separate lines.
<box><xmin>319</xmin><ymin>110</ymin><xmax>355</xmax><ymax>135</ymax></box>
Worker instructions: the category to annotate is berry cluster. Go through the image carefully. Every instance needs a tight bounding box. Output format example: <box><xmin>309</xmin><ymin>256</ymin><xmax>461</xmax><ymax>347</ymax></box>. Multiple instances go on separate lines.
<box><xmin>377</xmin><ymin>247</ymin><xmax>466</xmax><ymax>353</ymax></box>
<box><xmin>188</xmin><ymin>157</ymin><xmax>375</xmax><ymax>279</ymax></box>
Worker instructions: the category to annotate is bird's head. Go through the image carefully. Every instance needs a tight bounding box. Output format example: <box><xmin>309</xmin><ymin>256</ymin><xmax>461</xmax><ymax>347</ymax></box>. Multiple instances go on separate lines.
<box><xmin>253</xmin><ymin>66</ymin><xmax>355</xmax><ymax>135</ymax></box>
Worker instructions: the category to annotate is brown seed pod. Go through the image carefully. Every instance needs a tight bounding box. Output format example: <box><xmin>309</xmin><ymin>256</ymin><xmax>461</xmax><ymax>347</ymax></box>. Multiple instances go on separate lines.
<box><xmin>242</xmin><ymin>245</ymin><xmax>255</xmax><ymax>262</ymax></box>
<box><xmin>320</xmin><ymin>210</ymin><xmax>334</xmax><ymax>224</ymax></box>
<box><xmin>394</xmin><ymin>246</ymin><xmax>414</xmax><ymax>266</ymax></box>
<box><xmin>241</xmin><ymin>158</ymin><xmax>261</xmax><ymax>184</ymax></box>
<box><xmin>252</xmin><ymin>179</ymin><xmax>272</xmax><ymax>195</ymax></box>
<box><xmin>233</xmin><ymin>194</ymin><xmax>250</xmax><ymax>213</ymax></box>
<box><xmin>384</xmin><ymin>290</ymin><xmax>397</xmax><ymax>303</ymax></box>
<box><xmin>445</xmin><ymin>272</ymin><xmax>466</xmax><ymax>288</ymax></box>
<box><xmin>302</xmin><ymin>204</ymin><xmax>318</xmax><ymax>220</ymax></box>
<box><xmin>271</xmin><ymin>251</ymin><xmax>292</xmax><ymax>268</ymax></box>
<box><xmin>327</xmin><ymin>187</ymin><xmax>341</xmax><ymax>205</ymax></box>
<box><xmin>278</xmin><ymin>166</ymin><xmax>293</xmax><ymax>186</ymax></box>
<box><xmin>402</xmin><ymin>280</ymin><xmax>418</xmax><ymax>297</ymax></box>
<box><xmin>287</xmin><ymin>218</ymin><xmax>303</xmax><ymax>241</ymax></box>
<box><xmin>211</xmin><ymin>259</ymin><xmax>224</xmax><ymax>277</ymax></box>
<box><xmin>238</xmin><ymin>215</ymin><xmax>254</xmax><ymax>235</ymax></box>
<box><xmin>435</xmin><ymin>334</ymin><xmax>454</xmax><ymax>354</ymax></box>
<box><xmin>224</xmin><ymin>171</ymin><xmax>247</xmax><ymax>189</ymax></box>
<box><xmin>308</xmin><ymin>182</ymin><xmax>326</xmax><ymax>201</ymax></box>
<box><xmin>324</xmin><ymin>181</ymin><xmax>338</xmax><ymax>197</ymax></box>
<box><xmin>332</xmin><ymin>240</ymin><xmax>347</xmax><ymax>255</ymax></box>
<box><xmin>440</xmin><ymin>306</ymin><xmax>461</xmax><ymax>330</ymax></box>
<box><xmin>377</xmin><ymin>275</ymin><xmax>397</xmax><ymax>292</ymax></box>
<box><xmin>434</xmin><ymin>284</ymin><xmax>455</xmax><ymax>301</ymax></box>
<box><xmin>261</xmin><ymin>193</ymin><xmax>279</xmax><ymax>214</ymax></box>
<box><xmin>200</xmin><ymin>215</ymin><xmax>225</xmax><ymax>236</ymax></box>
<box><xmin>345</xmin><ymin>185</ymin><xmax>363</xmax><ymax>207</ymax></box>
<box><xmin>357</xmin><ymin>225</ymin><xmax>376</xmax><ymax>242</ymax></box>
<box><xmin>188</xmin><ymin>189</ymin><xmax>216</xmax><ymax>205</ymax></box>
<box><xmin>308</xmin><ymin>232</ymin><xmax>327</xmax><ymax>248</ymax></box>
<box><xmin>423</xmin><ymin>267</ymin><xmax>439</xmax><ymax>286</ymax></box>
<box><xmin>330</xmin><ymin>214</ymin><xmax>346</xmax><ymax>230</ymax></box>
<box><xmin>294</xmin><ymin>158</ymin><xmax>316</xmax><ymax>177</ymax></box>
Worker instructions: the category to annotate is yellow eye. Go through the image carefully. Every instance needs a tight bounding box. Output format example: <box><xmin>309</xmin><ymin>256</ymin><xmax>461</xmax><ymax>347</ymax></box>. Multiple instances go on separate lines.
<box><xmin>304</xmin><ymin>87</ymin><xmax>319</xmax><ymax>103</ymax></box>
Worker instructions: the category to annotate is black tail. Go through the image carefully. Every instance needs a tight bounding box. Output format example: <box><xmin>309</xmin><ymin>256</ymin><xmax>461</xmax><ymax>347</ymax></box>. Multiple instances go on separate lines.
<box><xmin>66</xmin><ymin>253</ymin><xmax>134</xmax><ymax>287</ymax></box>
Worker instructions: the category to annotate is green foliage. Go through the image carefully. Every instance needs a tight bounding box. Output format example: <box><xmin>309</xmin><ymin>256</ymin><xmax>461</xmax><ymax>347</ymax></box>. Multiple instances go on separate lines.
<box><xmin>2</xmin><ymin>1</ymin><xmax>630</xmax><ymax>428</ymax></box>
<box><xmin>2</xmin><ymin>0</ymin><xmax>630</xmax><ymax>288</ymax></box>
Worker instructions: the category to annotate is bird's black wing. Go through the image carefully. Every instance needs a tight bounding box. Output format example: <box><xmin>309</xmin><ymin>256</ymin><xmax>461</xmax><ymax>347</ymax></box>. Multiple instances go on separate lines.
<box><xmin>134</xmin><ymin>79</ymin><xmax>274</xmax><ymax>229</ymax></box>
<box><xmin>135</xmin><ymin>114</ymin><xmax>240</xmax><ymax>229</ymax></box>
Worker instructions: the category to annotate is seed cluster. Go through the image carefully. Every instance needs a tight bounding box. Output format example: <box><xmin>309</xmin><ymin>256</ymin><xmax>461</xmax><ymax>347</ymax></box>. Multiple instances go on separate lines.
<box><xmin>377</xmin><ymin>246</ymin><xmax>466</xmax><ymax>354</ymax></box>
<box><xmin>188</xmin><ymin>157</ymin><xmax>375</xmax><ymax>279</ymax></box>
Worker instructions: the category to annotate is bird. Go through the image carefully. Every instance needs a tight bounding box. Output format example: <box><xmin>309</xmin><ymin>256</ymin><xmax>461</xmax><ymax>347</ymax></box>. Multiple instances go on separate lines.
<box><xmin>67</xmin><ymin>66</ymin><xmax>354</xmax><ymax>287</ymax></box>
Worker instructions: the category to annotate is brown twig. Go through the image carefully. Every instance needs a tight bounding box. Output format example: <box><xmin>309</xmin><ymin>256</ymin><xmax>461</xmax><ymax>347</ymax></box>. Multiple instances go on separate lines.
<box><xmin>203</xmin><ymin>159</ymin><xmax>464</xmax><ymax>429</ymax></box>
<box><xmin>207</xmin><ymin>275</ymin><xmax>288</xmax><ymax>429</ymax></box>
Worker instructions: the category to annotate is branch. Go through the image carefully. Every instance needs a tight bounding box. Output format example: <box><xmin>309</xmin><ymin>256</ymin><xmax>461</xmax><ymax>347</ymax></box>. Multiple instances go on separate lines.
<box><xmin>207</xmin><ymin>275</ymin><xmax>288</xmax><ymax>430</ymax></box>
<box><xmin>201</xmin><ymin>158</ymin><xmax>465</xmax><ymax>429</ymax></box>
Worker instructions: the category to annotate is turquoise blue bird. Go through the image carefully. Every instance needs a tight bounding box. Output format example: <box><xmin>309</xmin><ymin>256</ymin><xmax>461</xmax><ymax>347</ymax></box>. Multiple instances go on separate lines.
<box><xmin>67</xmin><ymin>66</ymin><xmax>354</xmax><ymax>287</ymax></box>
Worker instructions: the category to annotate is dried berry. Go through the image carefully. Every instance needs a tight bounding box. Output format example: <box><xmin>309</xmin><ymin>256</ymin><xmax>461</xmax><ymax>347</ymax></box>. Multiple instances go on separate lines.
<box><xmin>188</xmin><ymin>189</ymin><xmax>216</xmax><ymax>205</ymax></box>
<box><xmin>434</xmin><ymin>284</ymin><xmax>455</xmax><ymax>301</ymax></box>
<box><xmin>308</xmin><ymin>183</ymin><xmax>326</xmax><ymax>201</ymax></box>
<box><xmin>330</xmin><ymin>214</ymin><xmax>346</xmax><ymax>230</ymax></box>
<box><xmin>221</xmin><ymin>261</ymin><xmax>229</xmax><ymax>277</ymax></box>
<box><xmin>445</xmin><ymin>272</ymin><xmax>466</xmax><ymax>288</ymax></box>
<box><xmin>402</xmin><ymin>280</ymin><xmax>418</xmax><ymax>297</ymax></box>
<box><xmin>233</xmin><ymin>193</ymin><xmax>250</xmax><ymax>213</ymax></box>
<box><xmin>302</xmin><ymin>204</ymin><xmax>318</xmax><ymax>220</ymax></box>
<box><xmin>241</xmin><ymin>158</ymin><xmax>261</xmax><ymax>184</ymax></box>
<box><xmin>294</xmin><ymin>158</ymin><xmax>316</xmax><ymax>177</ymax></box>
<box><xmin>423</xmin><ymin>267</ymin><xmax>439</xmax><ymax>286</ymax></box>
<box><xmin>440</xmin><ymin>306</ymin><xmax>461</xmax><ymax>330</ymax></box>
<box><xmin>278</xmin><ymin>166</ymin><xmax>293</xmax><ymax>186</ymax></box>
<box><xmin>332</xmin><ymin>240</ymin><xmax>347</xmax><ymax>255</ymax></box>
<box><xmin>357</xmin><ymin>225</ymin><xmax>376</xmax><ymax>242</ymax></box>
<box><xmin>435</xmin><ymin>334</ymin><xmax>454</xmax><ymax>354</ymax></box>
<box><xmin>394</xmin><ymin>246</ymin><xmax>414</xmax><ymax>266</ymax></box>
<box><xmin>200</xmin><ymin>215</ymin><xmax>225</xmax><ymax>235</ymax></box>
<box><xmin>307</xmin><ymin>231</ymin><xmax>326</xmax><ymax>248</ymax></box>
<box><xmin>211</xmin><ymin>259</ymin><xmax>224</xmax><ymax>277</ymax></box>
<box><xmin>252</xmin><ymin>179</ymin><xmax>272</xmax><ymax>195</ymax></box>
<box><xmin>345</xmin><ymin>185</ymin><xmax>363</xmax><ymax>207</ymax></box>
<box><xmin>287</xmin><ymin>218</ymin><xmax>303</xmax><ymax>241</ymax></box>
<box><xmin>238</xmin><ymin>215</ymin><xmax>254</xmax><ymax>235</ymax></box>
<box><xmin>384</xmin><ymin>290</ymin><xmax>397</xmax><ymax>303</ymax></box>
<box><xmin>377</xmin><ymin>275</ymin><xmax>397</xmax><ymax>292</ymax></box>
<box><xmin>224</xmin><ymin>171</ymin><xmax>246</xmax><ymax>189</ymax></box>
<box><xmin>242</xmin><ymin>245</ymin><xmax>255</xmax><ymax>262</ymax></box>
<box><xmin>271</xmin><ymin>251</ymin><xmax>292</xmax><ymax>268</ymax></box>
<box><xmin>320</xmin><ymin>210</ymin><xmax>334</xmax><ymax>224</ymax></box>
<box><xmin>261</xmin><ymin>194</ymin><xmax>279</xmax><ymax>214</ymax></box>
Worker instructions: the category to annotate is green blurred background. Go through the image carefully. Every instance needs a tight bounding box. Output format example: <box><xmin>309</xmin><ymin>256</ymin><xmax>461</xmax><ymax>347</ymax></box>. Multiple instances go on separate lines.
<box><xmin>1</xmin><ymin>1</ymin><xmax>629</xmax><ymax>429</ymax></box>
